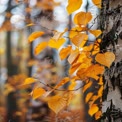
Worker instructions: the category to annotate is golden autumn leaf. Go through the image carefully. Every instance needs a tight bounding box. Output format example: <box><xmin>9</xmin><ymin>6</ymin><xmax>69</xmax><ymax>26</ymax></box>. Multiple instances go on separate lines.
<box><xmin>83</xmin><ymin>44</ymin><xmax>93</xmax><ymax>52</ymax></box>
<box><xmin>98</xmin><ymin>76</ymin><xmax>103</xmax><ymax>85</ymax></box>
<box><xmin>95</xmin><ymin>52</ymin><xmax>115</xmax><ymax>68</ymax></box>
<box><xmin>48</xmin><ymin>38</ymin><xmax>66</xmax><ymax>49</ymax></box>
<box><xmin>34</xmin><ymin>41</ymin><xmax>48</xmax><ymax>55</ymax></box>
<box><xmin>77</xmin><ymin>64</ymin><xmax>105</xmax><ymax>80</ymax></box>
<box><xmin>74</xmin><ymin>12</ymin><xmax>92</xmax><ymax>26</ymax></box>
<box><xmin>98</xmin><ymin>85</ymin><xmax>103</xmax><ymax>97</ymax></box>
<box><xmin>68</xmin><ymin>79</ymin><xmax>77</xmax><ymax>90</ymax></box>
<box><xmin>92</xmin><ymin>0</ymin><xmax>101</xmax><ymax>8</ymax></box>
<box><xmin>82</xmin><ymin>81</ymin><xmax>93</xmax><ymax>93</ymax></box>
<box><xmin>71</xmin><ymin>33</ymin><xmax>88</xmax><ymax>48</ymax></box>
<box><xmin>95</xmin><ymin>111</ymin><xmax>102</xmax><ymax>120</ymax></box>
<box><xmin>88</xmin><ymin>104</ymin><xmax>99</xmax><ymax>116</ymax></box>
<box><xmin>54</xmin><ymin>77</ymin><xmax>70</xmax><ymax>89</ymax></box>
<box><xmin>89</xmin><ymin>30</ymin><xmax>102</xmax><ymax>38</ymax></box>
<box><xmin>52</xmin><ymin>29</ymin><xmax>67</xmax><ymax>41</ymax></box>
<box><xmin>31</xmin><ymin>87</ymin><xmax>46</xmax><ymax>99</ymax></box>
<box><xmin>85</xmin><ymin>92</ymin><xmax>93</xmax><ymax>103</ymax></box>
<box><xmin>48</xmin><ymin>92</ymin><xmax>73</xmax><ymax>113</ymax></box>
<box><xmin>69</xmin><ymin>62</ymin><xmax>81</xmax><ymax>75</ymax></box>
<box><xmin>28</xmin><ymin>31</ymin><xmax>44</xmax><ymax>42</ymax></box>
<box><xmin>92</xmin><ymin>39</ymin><xmax>101</xmax><ymax>55</ymax></box>
<box><xmin>68</xmin><ymin>49</ymin><xmax>79</xmax><ymax>64</ymax></box>
<box><xmin>89</xmin><ymin>95</ymin><xmax>100</xmax><ymax>106</ymax></box>
<box><xmin>66</xmin><ymin>0</ymin><xmax>82</xmax><ymax>14</ymax></box>
<box><xmin>22</xmin><ymin>77</ymin><xmax>36</xmax><ymax>85</ymax></box>
<box><xmin>26</xmin><ymin>23</ymin><xmax>35</xmax><ymax>27</ymax></box>
<box><xmin>59</xmin><ymin>45</ymin><xmax>72</xmax><ymax>60</ymax></box>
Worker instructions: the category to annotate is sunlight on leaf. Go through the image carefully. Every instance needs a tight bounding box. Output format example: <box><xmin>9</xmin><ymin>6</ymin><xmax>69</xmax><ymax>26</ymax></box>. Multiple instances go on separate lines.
<box><xmin>28</xmin><ymin>31</ymin><xmax>44</xmax><ymax>42</ymax></box>
<box><xmin>88</xmin><ymin>104</ymin><xmax>99</xmax><ymax>116</ymax></box>
<box><xmin>95</xmin><ymin>52</ymin><xmax>115</xmax><ymax>68</ymax></box>
<box><xmin>34</xmin><ymin>41</ymin><xmax>48</xmax><ymax>55</ymax></box>
<box><xmin>66</xmin><ymin>0</ymin><xmax>82</xmax><ymax>14</ymax></box>
<box><xmin>68</xmin><ymin>79</ymin><xmax>77</xmax><ymax>90</ymax></box>
<box><xmin>68</xmin><ymin>49</ymin><xmax>79</xmax><ymax>64</ymax></box>
<box><xmin>59</xmin><ymin>45</ymin><xmax>72</xmax><ymax>60</ymax></box>
<box><xmin>31</xmin><ymin>87</ymin><xmax>46</xmax><ymax>99</ymax></box>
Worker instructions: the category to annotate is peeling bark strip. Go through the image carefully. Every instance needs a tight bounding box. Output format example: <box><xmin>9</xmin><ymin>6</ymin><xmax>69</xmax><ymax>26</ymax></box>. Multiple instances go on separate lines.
<box><xmin>100</xmin><ymin>0</ymin><xmax>122</xmax><ymax>121</ymax></box>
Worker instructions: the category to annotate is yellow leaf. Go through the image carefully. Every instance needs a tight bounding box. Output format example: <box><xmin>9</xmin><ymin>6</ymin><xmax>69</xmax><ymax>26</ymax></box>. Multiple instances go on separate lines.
<box><xmin>92</xmin><ymin>0</ymin><xmax>101</xmax><ymax>8</ymax></box>
<box><xmin>98</xmin><ymin>85</ymin><xmax>103</xmax><ymax>97</ymax></box>
<box><xmin>68</xmin><ymin>79</ymin><xmax>77</xmax><ymax>90</ymax></box>
<box><xmin>95</xmin><ymin>52</ymin><xmax>115</xmax><ymax>68</ymax></box>
<box><xmin>89</xmin><ymin>30</ymin><xmax>102</xmax><ymax>38</ymax></box>
<box><xmin>32</xmin><ymin>87</ymin><xmax>46</xmax><ymax>99</ymax></box>
<box><xmin>77</xmin><ymin>64</ymin><xmax>105</xmax><ymax>80</ymax></box>
<box><xmin>68</xmin><ymin>49</ymin><xmax>79</xmax><ymax>64</ymax></box>
<box><xmin>59</xmin><ymin>45</ymin><xmax>72</xmax><ymax>60</ymax></box>
<box><xmin>82</xmin><ymin>81</ymin><xmax>93</xmax><ymax>93</ymax></box>
<box><xmin>71</xmin><ymin>33</ymin><xmax>88</xmax><ymax>47</ymax></box>
<box><xmin>83</xmin><ymin>44</ymin><xmax>93</xmax><ymax>52</ymax></box>
<box><xmin>95</xmin><ymin>111</ymin><xmax>102</xmax><ymax>120</ymax></box>
<box><xmin>89</xmin><ymin>95</ymin><xmax>100</xmax><ymax>106</ymax></box>
<box><xmin>48</xmin><ymin>92</ymin><xmax>72</xmax><ymax>113</ymax></box>
<box><xmin>98</xmin><ymin>76</ymin><xmax>103</xmax><ymax>85</ymax></box>
<box><xmin>69</xmin><ymin>62</ymin><xmax>81</xmax><ymax>75</ymax></box>
<box><xmin>22</xmin><ymin>77</ymin><xmax>36</xmax><ymax>85</ymax></box>
<box><xmin>54</xmin><ymin>77</ymin><xmax>70</xmax><ymax>89</ymax></box>
<box><xmin>92</xmin><ymin>39</ymin><xmax>101</xmax><ymax>55</ymax></box>
<box><xmin>66</xmin><ymin>0</ymin><xmax>82</xmax><ymax>14</ymax></box>
<box><xmin>34</xmin><ymin>41</ymin><xmax>48</xmax><ymax>55</ymax></box>
<box><xmin>48</xmin><ymin>38</ymin><xmax>66</xmax><ymax>49</ymax></box>
<box><xmin>26</xmin><ymin>23</ymin><xmax>35</xmax><ymax>27</ymax></box>
<box><xmin>28</xmin><ymin>31</ymin><xmax>44</xmax><ymax>42</ymax></box>
<box><xmin>85</xmin><ymin>92</ymin><xmax>93</xmax><ymax>103</ymax></box>
<box><xmin>88</xmin><ymin>104</ymin><xmax>99</xmax><ymax>116</ymax></box>
<box><xmin>74</xmin><ymin>12</ymin><xmax>92</xmax><ymax>26</ymax></box>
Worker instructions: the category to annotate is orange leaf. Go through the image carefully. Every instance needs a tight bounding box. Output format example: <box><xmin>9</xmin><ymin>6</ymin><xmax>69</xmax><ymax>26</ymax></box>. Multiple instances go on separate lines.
<box><xmin>89</xmin><ymin>95</ymin><xmax>100</xmax><ymax>106</ymax></box>
<box><xmin>98</xmin><ymin>85</ymin><xmax>103</xmax><ymax>97</ymax></box>
<box><xmin>88</xmin><ymin>104</ymin><xmax>99</xmax><ymax>116</ymax></box>
<box><xmin>69</xmin><ymin>62</ymin><xmax>81</xmax><ymax>75</ymax></box>
<box><xmin>95</xmin><ymin>52</ymin><xmax>115</xmax><ymax>68</ymax></box>
<box><xmin>71</xmin><ymin>33</ymin><xmax>88</xmax><ymax>47</ymax></box>
<box><xmin>48</xmin><ymin>38</ymin><xmax>66</xmax><ymax>49</ymax></box>
<box><xmin>66</xmin><ymin>0</ymin><xmax>82</xmax><ymax>14</ymax></box>
<box><xmin>68</xmin><ymin>79</ymin><xmax>77</xmax><ymax>90</ymax></box>
<box><xmin>34</xmin><ymin>41</ymin><xmax>48</xmax><ymax>55</ymax></box>
<box><xmin>59</xmin><ymin>45</ymin><xmax>72</xmax><ymax>60</ymax></box>
<box><xmin>98</xmin><ymin>76</ymin><xmax>103</xmax><ymax>85</ymax></box>
<box><xmin>54</xmin><ymin>77</ymin><xmax>70</xmax><ymax>89</ymax></box>
<box><xmin>48</xmin><ymin>92</ymin><xmax>72</xmax><ymax>113</ymax></box>
<box><xmin>22</xmin><ymin>77</ymin><xmax>36</xmax><ymax>85</ymax></box>
<box><xmin>85</xmin><ymin>92</ymin><xmax>93</xmax><ymax>103</ymax></box>
<box><xmin>68</xmin><ymin>49</ymin><xmax>79</xmax><ymax>64</ymax></box>
<box><xmin>89</xmin><ymin>30</ymin><xmax>102</xmax><ymax>38</ymax></box>
<box><xmin>95</xmin><ymin>111</ymin><xmax>102</xmax><ymax>120</ymax></box>
<box><xmin>83</xmin><ymin>44</ymin><xmax>93</xmax><ymax>52</ymax></box>
<box><xmin>92</xmin><ymin>0</ymin><xmax>101</xmax><ymax>8</ymax></box>
<box><xmin>28</xmin><ymin>31</ymin><xmax>44</xmax><ymax>42</ymax></box>
<box><xmin>82</xmin><ymin>81</ymin><xmax>92</xmax><ymax>93</ymax></box>
<box><xmin>77</xmin><ymin>64</ymin><xmax>105</xmax><ymax>80</ymax></box>
<box><xmin>74</xmin><ymin>12</ymin><xmax>92</xmax><ymax>26</ymax></box>
<box><xmin>32</xmin><ymin>87</ymin><xmax>46</xmax><ymax>99</ymax></box>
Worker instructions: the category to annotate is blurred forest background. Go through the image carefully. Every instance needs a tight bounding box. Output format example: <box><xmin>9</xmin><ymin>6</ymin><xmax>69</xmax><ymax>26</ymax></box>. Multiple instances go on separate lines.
<box><xmin>0</xmin><ymin>0</ymin><xmax>84</xmax><ymax>122</ymax></box>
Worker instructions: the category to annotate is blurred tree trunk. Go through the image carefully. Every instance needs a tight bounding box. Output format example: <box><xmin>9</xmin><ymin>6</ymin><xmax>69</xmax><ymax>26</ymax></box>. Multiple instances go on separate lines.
<box><xmin>6</xmin><ymin>0</ymin><xmax>19</xmax><ymax>76</ymax></box>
